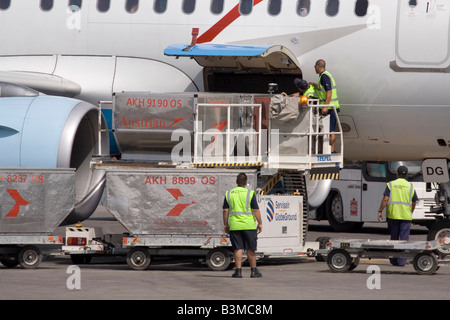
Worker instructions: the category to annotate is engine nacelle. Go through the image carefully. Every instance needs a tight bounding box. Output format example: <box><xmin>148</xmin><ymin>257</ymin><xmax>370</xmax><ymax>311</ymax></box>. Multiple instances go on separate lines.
<box><xmin>0</xmin><ymin>95</ymin><xmax>109</xmax><ymax>225</ymax></box>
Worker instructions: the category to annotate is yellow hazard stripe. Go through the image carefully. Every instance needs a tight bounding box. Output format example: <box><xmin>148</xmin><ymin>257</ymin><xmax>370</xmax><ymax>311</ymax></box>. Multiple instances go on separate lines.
<box><xmin>309</xmin><ymin>173</ymin><xmax>340</xmax><ymax>180</ymax></box>
<box><xmin>66</xmin><ymin>228</ymin><xmax>90</xmax><ymax>232</ymax></box>
<box><xmin>262</xmin><ymin>172</ymin><xmax>282</xmax><ymax>195</ymax></box>
<box><xmin>194</xmin><ymin>162</ymin><xmax>263</xmax><ymax>168</ymax></box>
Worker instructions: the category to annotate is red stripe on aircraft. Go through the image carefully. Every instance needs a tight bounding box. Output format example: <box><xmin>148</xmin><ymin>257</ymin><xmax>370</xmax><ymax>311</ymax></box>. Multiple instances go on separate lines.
<box><xmin>197</xmin><ymin>0</ymin><xmax>264</xmax><ymax>43</ymax></box>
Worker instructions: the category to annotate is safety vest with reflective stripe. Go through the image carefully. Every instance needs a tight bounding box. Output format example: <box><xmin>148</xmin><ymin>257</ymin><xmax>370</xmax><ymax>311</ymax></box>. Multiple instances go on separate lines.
<box><xmin>225</xmin><ymin>187</ymin><xmax>256</xmax><ymax>231</ymax></box>
<box><xmin>386</xmin><ymin>178</ymin><xmax>415</xmax><ymax>221</ymax></box>
<box><xmin>317</xmin><ymin>71</ymin><xmax>340</xmax><ymax>109</ymax></box>
<box><xmin>304</xmin><ymin>85</ymin><xmax>319</xmax><ymax>99</ymax></box>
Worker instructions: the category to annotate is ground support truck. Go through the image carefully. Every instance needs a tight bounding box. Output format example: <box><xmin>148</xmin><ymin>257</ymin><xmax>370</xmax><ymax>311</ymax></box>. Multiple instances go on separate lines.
<box><xmin>312</xmin><ymin>161</ymin><xmax>436</xmax><ymax>232</ymax></box>
<box><xmin>63</xmin><ymin>167</ymin><xmax>318</xmax><ymax>270</ymax></box>
<box><xmin>0</xmin><ymin>168</ymin><xmax>74</xmax><ymax>268</ymax></box>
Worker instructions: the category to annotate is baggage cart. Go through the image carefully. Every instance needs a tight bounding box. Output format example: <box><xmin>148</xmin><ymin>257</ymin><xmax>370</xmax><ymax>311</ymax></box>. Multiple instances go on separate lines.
<box><xmin>63</xmin><ymin>167</ymin><xmax>317</xmax><ymax>270</ymax></box>
<box><xmin>324</xmin><ymin>238</ymin><xmax>450</xmax><ymax>275</ymax></box>
<box><xmin>0</xmin><ymin>168</ymin><xmax>75</xmax><ymax>268</ymax></box>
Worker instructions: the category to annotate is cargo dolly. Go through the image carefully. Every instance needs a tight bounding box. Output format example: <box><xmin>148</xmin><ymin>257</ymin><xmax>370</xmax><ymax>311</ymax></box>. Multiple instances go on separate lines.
<box><xmin>324</xmin><ymin>238</ymin><xmax>450</xmax><ymax>275</ymax></box>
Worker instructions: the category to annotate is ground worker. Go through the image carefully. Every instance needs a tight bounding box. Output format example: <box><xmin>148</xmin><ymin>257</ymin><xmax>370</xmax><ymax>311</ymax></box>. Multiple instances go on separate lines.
<box><xmin>377</xmin><ymin>165</ymin><xmax>418</xmax><ymax>266</ymax></box>
<box><xmin>310</xmin><ymin>59</ymin><xmax>340</xmax><ymax>153</ymax></box>
<box><xmin>282</xmin><ymin>78</ymin><xmax>318</xmax><ymax>99</ymax></box>
<box><xmin>222</xmin><ymin>173</ymin><xmax>263</xmax><ymax>278</ymax></box>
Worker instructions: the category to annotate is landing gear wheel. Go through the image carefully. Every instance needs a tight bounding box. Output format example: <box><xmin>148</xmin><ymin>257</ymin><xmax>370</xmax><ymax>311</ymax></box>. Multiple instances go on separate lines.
<box><xmin>327</xmin><ymin>249</ymin><xmax>352</xmax><ymax>272</ymax></box>
<box><xmin>206</xmin><ymin>248</ymin><xmax>232</xmax><ymax>271</ymax></box>
<box><xmin>18</xmin><ymin>245</ymin><xmax>42</xmax><ymax>269</ymax></box>
<box><xmin>413</xmin><ymin>252</ymin><xmax>438</xmax><ymax>275</ymax></box>
<box><xmin>126</xmin><ymin>247</ymin><xmax>151</xmax><ymax>270</ymax></box>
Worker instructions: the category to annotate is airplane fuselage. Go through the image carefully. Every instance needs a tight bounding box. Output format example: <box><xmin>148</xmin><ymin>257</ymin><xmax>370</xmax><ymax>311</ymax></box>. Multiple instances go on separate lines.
<box><xmin>1</xmin><ymin>0</ymin><xmax>449</xmax><ymax>162</ymax></box>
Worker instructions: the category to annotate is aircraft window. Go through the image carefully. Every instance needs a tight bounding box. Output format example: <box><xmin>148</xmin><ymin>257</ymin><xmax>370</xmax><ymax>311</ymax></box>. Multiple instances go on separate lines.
<box><xmin>182</xmin><ymin>0</ymin><xmax>196</xmax><ymax>14</ymax></box>
<box><xmin>126</xmin><ymin>0</ymin><xmax>139</xmax><ymax>13</ymax></box>
<box><xmin>239</xmin><ymin>0</ymin><xmax>253</xmax><ymax>15</ymax></box>
<box><xmin>97</xmin><ymin>0</ymin><xmax>110</xmax><ymax>12</ymax></box>
<box><xmin>40</xmin><ymin>0</ymin><xmax>53</xmax><ymax>11</ymax></box>
<box><xmin>297</xmin><ymin>0</ymin><xmax>310</xmax><ymax>16</ymax></box>
<box><xmin>0</xmin><ymin>0</ymin><xmax>9</xmax><ymax>10</ymax></box>
<box><xmin>355</xmin><ymin>0</ymin><xmax>368</xmax><ymax>17</ymax></box>
<box><xmin>68</xmin><ymin>0</ymin><xmax>82</xmax><ymax>11</ymax></box>
<box><xmin>268</xmin><ymin>0</ymin><xmax>281</xmax><ymax>16</ymax></box>
<box><xmin>154</xmin><ymin>0</ymin><xmax>167</xmax><ymax>13</ymax></box>
<box><xmin>326</xmin><ymin>0</ymin><xmax>339</xmax><ymax>16</ymax></box>
<box><xmin>211</xmin><ymin>0</ymin><xmax>224</xmax><ymax>14</ymax></box>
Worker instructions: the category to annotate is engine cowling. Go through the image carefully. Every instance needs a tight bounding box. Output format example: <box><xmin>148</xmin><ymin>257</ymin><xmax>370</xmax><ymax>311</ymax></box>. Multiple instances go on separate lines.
<box><xmin>0</xmin><ymin>95</ymin><xmax>109</xmax><ymax>225</ymax></box>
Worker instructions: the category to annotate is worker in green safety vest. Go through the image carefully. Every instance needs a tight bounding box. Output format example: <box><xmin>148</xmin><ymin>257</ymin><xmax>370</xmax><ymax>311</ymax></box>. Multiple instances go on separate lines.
<box><xmin>282</xmin><ymin>78</ymin><xmax>318</xmax><ymax>100</ymax></box>
<box><xmin>310</xmin><ymin>59</ymin><xmax>340</xmax><ymax>153</ymax></box>
<box><xmin>223</xmin><ymin>173</ymin><xmax>263</xmax><ymax>278</ymax></box>
<box><xmin>377</xmin><ymin>165</ymin><xmax>418</xmax><ymax>266</ymax></box>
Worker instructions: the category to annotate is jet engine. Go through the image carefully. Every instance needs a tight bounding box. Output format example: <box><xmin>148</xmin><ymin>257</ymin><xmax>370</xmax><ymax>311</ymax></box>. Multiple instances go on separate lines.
<box><xmin>0</xmin><ymin>94</ymin><xmax>109</xmax><ymax>225</ymax></box>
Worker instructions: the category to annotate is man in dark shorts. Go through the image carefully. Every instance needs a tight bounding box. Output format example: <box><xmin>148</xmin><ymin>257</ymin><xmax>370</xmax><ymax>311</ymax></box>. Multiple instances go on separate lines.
<box><xmin>223</xmin><ymin>173</ymin><xmax>263</xmax><ymax>278</ymax></box>
<box><xmin>310</xmin><ymin>59</ymin><xmax>340</xmax><ymax>153</ymax></box>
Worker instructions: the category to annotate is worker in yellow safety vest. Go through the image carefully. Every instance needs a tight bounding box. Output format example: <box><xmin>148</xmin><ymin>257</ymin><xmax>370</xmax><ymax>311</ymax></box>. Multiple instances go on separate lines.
<box><xmin>223</xmin><ymin>173</ymin><xmax>263</xmax><ymax>278</ymax></box>
<box><xmin>310</xmin><ymin>59</ymin><xmax>340</xmax><ymax>153</ymax></box>
<box><xmin>282</xmin><ymin>78</ymin><xmax>318</xmax><ymax>100</ymax></box>
<box><xmin>377</xmin><ymin>165</ymin><xmax>418</xmax><ymax>266</ymax></box>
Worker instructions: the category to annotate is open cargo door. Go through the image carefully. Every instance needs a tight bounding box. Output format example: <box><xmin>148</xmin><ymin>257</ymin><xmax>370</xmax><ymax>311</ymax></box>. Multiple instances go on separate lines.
<box><xmin>164</xmin><ymin>43</ymin><xmax>302</xmax><ymax>93</ymax></box>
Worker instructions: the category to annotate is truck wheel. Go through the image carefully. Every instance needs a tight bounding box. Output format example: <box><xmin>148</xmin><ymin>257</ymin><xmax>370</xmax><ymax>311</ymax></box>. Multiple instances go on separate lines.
<box><xmin>325</xmin><ymin>192</ymin><xmax>363</xmax><ymax>232</ymax></box>
<box><xmin>413</xmin><ymin>252</ymin><xmax>438</xmax><ymax>275</ymax></box>
<box><xmin>206</xmin><ymin>248</ymin><xmax>232</xmax><ymax>271</ymax></box>
<box><xmin>126</xmin><ymin>247</ymin><xmax>151</xmax><ymax>270</ymax></box>
<box><xmin>327</xmin><ymin>249</ymin><xmax>352</xmax><ymax>272</ymax></box>
<box><xmin>349</xmin><ymin>257</ymin><xmax>360</xmax><ymax>271</ymax></box>
<box><xmin>427</xmin><ymin>219</ymin><xmax>450</xmax><ymax>258</ymax></box>
<box><xmin>18</xmin><ymin>245</ymin><xmax>42</xmax><ymax>269</ymax></box>
<box><xmin>0</xmin><ymin>256</ymin><xmax>19</xmax><ymax>268</ymax></box>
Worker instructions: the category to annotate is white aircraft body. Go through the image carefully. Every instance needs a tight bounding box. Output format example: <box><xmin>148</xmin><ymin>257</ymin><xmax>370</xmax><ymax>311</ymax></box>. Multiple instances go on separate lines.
<box><xmin>0</xmin><ymin>0</ymin><xmax>449</xmax><ymax>163</ymax></box>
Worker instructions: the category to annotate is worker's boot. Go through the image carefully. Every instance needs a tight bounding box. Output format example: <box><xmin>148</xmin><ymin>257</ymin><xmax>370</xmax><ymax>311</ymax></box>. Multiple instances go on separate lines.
<box><xmin>250</xmin><ymin>268</ymin><xmax>262</xmax><ymax>278</ymax></box>
<box><xmin>232</xmin><ymin>268</ymin><xmax>242</xmax><ymax>278</ymax></box>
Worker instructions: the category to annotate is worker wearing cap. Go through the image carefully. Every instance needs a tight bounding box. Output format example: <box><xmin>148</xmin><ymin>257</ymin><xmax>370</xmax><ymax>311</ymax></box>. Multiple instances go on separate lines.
<box><xmin>223</xmin><ymin>173</ymin><xmax>263</xmax><ymax>278</ymax></box>
<box><xmin>310</xmin><ymin>59</ymin><xmax>340</xmax><ymax>153</ymax></box>
<box><xmin>282</xmin><ymin>78</ymin><xmax>318</xmax><ymax>99</ymax></box>
<box><xmin>377</xmin><ymin>165</ymin><xmax>418</xmax><ymax>266</ymax></box>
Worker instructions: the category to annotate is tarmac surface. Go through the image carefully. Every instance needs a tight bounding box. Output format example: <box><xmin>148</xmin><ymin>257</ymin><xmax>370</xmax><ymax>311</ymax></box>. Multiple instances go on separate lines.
<box><xmin>0</xmin><ymin>206</ymin><xmax>448</xmax><ymax>306</ymax></box>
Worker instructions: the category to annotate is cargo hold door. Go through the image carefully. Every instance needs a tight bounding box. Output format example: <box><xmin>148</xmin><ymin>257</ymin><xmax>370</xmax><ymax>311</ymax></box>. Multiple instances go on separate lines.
<box><xmin>164</xmin><ymin>44</ymin><xmax>303</xmax><ymax>93</ymax></box>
